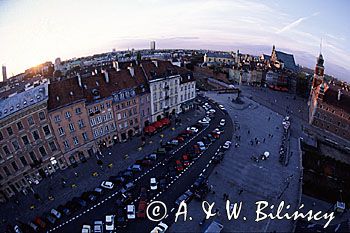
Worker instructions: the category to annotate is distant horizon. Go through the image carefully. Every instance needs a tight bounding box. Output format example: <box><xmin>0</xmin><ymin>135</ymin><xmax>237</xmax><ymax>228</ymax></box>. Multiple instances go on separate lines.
<box><xmin>1</xmin><ymin>0</ymin><xmax>349</xmax><ymax>82</ymax></box>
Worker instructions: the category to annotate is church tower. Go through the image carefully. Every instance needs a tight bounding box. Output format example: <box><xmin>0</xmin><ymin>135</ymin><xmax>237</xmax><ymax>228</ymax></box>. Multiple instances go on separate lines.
<box><xmin>312</xmin><ymin>53</ymin><xmax>325</xmax><ymax>89</ymax></box>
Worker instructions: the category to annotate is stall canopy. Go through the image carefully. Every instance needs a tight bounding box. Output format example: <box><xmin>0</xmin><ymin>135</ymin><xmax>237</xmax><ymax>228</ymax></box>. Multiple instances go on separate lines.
<box><xmin>151</xmin><ymin>121</ymin><xmax>163</xmax><ymax>129</ymax></box>
<box><xmin>159</xmin><ymin>118</ymin><xmax>170</xmax><ymax>126</ymax></box>
<box><xmin>144</xmin><ymin>125</ymin><xmax>156</xmax><ymax>134</ymax></box>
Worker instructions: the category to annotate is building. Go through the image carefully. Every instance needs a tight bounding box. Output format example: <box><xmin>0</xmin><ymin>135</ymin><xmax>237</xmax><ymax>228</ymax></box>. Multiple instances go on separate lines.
<box><xmin>203</xmin><ymin>52</ymin><xmax>235</xmax><ymax>64</ymax></box>
<box><xmin>308</xmin><ymin>54</ymin><xmax>350</xmax><ymax>141</ymax></box>
<box><xmin>179</xmin><ymin>71</ymin><xmax>196</xmax><ymax>112</ymax></box>
<box><xmin>2</xmin><ymin>65</ymin><xmax>7</xmax><ymax>82</ymax></box>
<box><xmin>0</xmin><ymin>83</ymin><xmax>63</xmax><ymax>202</ymax></box>
<box><xmin>270</xmin><ymin>45</ymin><xmax>298</xmax><ymax>73</ymax></box>
<box><xmin>48</xmin><ymin>78</ymin><xmax>98</xmax><ymax>166</ymax></box>
<box><xmin>150</xmin><ymin>41</ymin><xmax>156</xmax><ymax>50</ymax></box>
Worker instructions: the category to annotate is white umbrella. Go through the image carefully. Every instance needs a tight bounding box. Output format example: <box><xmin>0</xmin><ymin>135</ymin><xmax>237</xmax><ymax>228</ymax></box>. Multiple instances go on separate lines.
<box><xmin>264</xmin><ymin>151</ymin><xmax>270</xmax><ymax>158</ymax></box>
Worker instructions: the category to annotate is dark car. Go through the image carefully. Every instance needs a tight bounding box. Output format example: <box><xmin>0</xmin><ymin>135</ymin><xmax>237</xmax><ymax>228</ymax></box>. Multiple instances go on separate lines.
<box><xmin>175</xmin><ymin>136</ymin><xmax>185</xmax><ymax>143</ymax></box>
<box><xmin>139</xmin><ymin>187</ymin><xmax>148</xmax><ymax>201</ymax></box>
<box><xmin>155</xmin><ymin>147</ymin><xmax>167</xmax><ymax>155</ymax></box>
<box><xmin>122</xmin><ymin>170</ymin><xmax>133</xmax><ymax>180</ymax></box>
<box><xmin>43</xmin><ymin>213</ymin><xmax>56</xmax><ymax>225</ymax></box>
<box><xmin>137</xmin><ymin>200</ymin><xmax>147</xmax><ymax>218</ymax></box>
<box><xmin>193</xmin><ymin>175</ymin><xmax>207</xmax><ymax>190</ymax></box>
<box><xmin>115</xmin><ymin>198</ymin><xmax>125</xmax><ymax>208</ymax></box>
<box><xmin>65</xmin><ymin>201</ymin><xmax>80</xmax><ymax>212</ymax></box>
<box><xmin>207</xmin><ymin>133</ymin><xmax>216</xmax><ymax>142</ymax></box>
<box><xmin>142</xmin><ymin>159</ymin><xmax>153</xmax><ymax>167</ymax></box>
<box><xmin>168</xmin><ymin>166</ymin><xmax>177</xmax><ymax>179</ymax></box>
<box><xmin>72</xmin><ymin>197</ymin><xmax>87</xmax><ymax>207</ymax></box>
<box><xmin>109</xmin><ymin>176</ymin><xmax>125</xmax><ymax>185</ymax></box>
<box><xmin>175</xmin><ymin>160</ymin><xmax>184</xmax><ymax>172</ymax></box>
<box><xmin>182</xmin><ymin>154</ymin><xmax>190</xmax><ymax>167</ymax></box>
<box><xmin>34</xmin><ymin>217</ymin><xmax>46</xmax><ymax>229</ymax></box>
<box><xmin>57</xmin><ymin>205</ymin><xmax>71</xmax><ymax>216</ymax></box>
<box><xmin>116</xmin><ymin>209</ymin><xmax>127</xmax><ymax>228</ymax></box>
<box><xmin>81</xmin><ymin>191</ymin><xmax>97</xmax><ymax>202</ymax></box>
<box><xmin>175</xmin><ymin>190</ymin><xmax>193</xmax><ymax>205</ymax></box>
<box><xmin>159</xmin><ymin>178</ymin><xmax>167</xmax><ymax>191</ymax></box>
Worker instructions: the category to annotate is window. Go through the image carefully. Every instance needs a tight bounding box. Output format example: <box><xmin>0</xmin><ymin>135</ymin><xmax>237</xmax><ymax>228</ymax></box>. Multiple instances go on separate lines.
<box><xmin>22</xmin><ymin>135</ymin><xmax>30</xmax><ymax>145</ymax></box>
<box><xmin>97</xmin><ymin>116</ymin><xmax>102</xmax><ymax>124</ymax></box>
<box><xmin>129</xmin><ymin>109</ymin><xmax>132</xmax><ymax>117</ymax></box>
<box><xmin>63</xmin><ymin>141</ymin><xmax>70</xmax><ymax>149</ymax></box>
<box><xmin>32</xmin><ymin>130</ymin><xmax>40</xmax><ymax>140</ymax></box>
<box><xmin>17</xmin><ymin>122</ymin><xmax>24</xmax><ymax>131</ymax></box>
<box><xmin>130</xmin><ymin>119</ymin><xmax>133</xmax><ymax>126</ymax></box>
<box><xmin>82</xmin><ymin>132</ymin><xmax>89</xmax><ymax>141</ymax></box>
<box><xmin>100</xmin><ymin>104</ymin><xmax>105</xmax><ymax>110</ymax></box>
<box><xmin>75</xmin><ymin>108</ymin><xmax>81</xmax><ymax>114</ymax></box>
<box><xmin>133</xmin><ymin>107</ymin><xmax>137</xmax><ymax>114</ymax></box>
<box><xmin>27</xmin><ymin>116</ymin><xmax>34</xmax><ymax>125</ymax></box>
<box><xmin>3</xmin><ymin>145</ymin><xmax>10</xmax><ymax>154</ymax></box>
<box><xmin>88</xmin><ymin>108</ymin><xmax>93</xmax><ymax>114</ymax></box>
<box><xmin>78</xmin><ymin>119</ymin><xmax>85</xmax><ymax>128</ymax></box>
<box><xmin>12</xmin><ymin>161</ymin><xmax>18</xmax><ymax>171</ymax></box>
<box><xmin>7</xmin><ymin>127</ymin><xmax>13</xmax><ymax>136</ymax></box>
<box><xmin>154</xmin><ymin>103</ymin><xmax>157</xmax><ymax>112</ymax></box>
<box><xmin>43</xmin><ymin>125</ymin><xmax>51</xmax><ymax>136</ymax></box>
<box><xmin>20</xmin><ymin>156</ymin><xmax>28</xmax><ymax>166</ymax></box>
<box><xmin>12</xmin><ymin>140</ymin><xmax>20</xmax><ymax>150</ymax></box>
<box><xmin>106</xmin><ymin>102</ymin><xmax>111</xmax><ymax>108</ymax></box>
<box><xmin>58</xmin><ymin>127</ymin><xmax>65</xmax><ymax>136</ymax></box>
<box><xmin>135</xmin><ymin>118</ymin><xmax>138</xmax><ymax>124</ymax></box>
<box><xmin>49</xmin><ymin>141</ymin><xmax>57</xmax><ymax>152</ymax></box>
<box><xmin>39</xmin><ymin>146</ymin><xmax>47</xmax><ymax>157</ymax></box>
<box><xmin>54</xmin><ymin>115</ymin><xmax>61</xmax><ymax>122</ymax></box>
<box><xmin>29</xmin><ymin>151</ymin><xmax>37</xmax><ymax>162</ymax></box>
<box><xmin>0</xmin><ymin>131</ymin><xmax>3</xmax><ymax>141</ymax></box>
<box><xmin>68</xmin><ymin>123</ymin><xmax>75</xmax><ymax>132</ymax></box>
<box><xmin>3</xmin><ymin>166</ymin><xmax>11</xmax><ymax>176</ymax></box>
<box><xmin>117</xmin><ymin>113</ymin><xmax>122</xmax><ymax>120</ymax></box>
<box><xmin>65</xmin><ymin>111</ymin><xmax>71</xmax><ymax>119</ymax></box>
<box><xmin>90</xmin><ymin>118</ymin><xmax>96</xmax><ymax>126</ymax></box>
<box><xmin>39</xmin><ymin>112</ymin><xmax>45</xmax><ymax>120</ymax></box>
<box><xmin>73</xmin><ymin>137</ymin><xmax>79</xmax><ymax>145</ymax></box>
<box><xmin>94</xmin><ymin>106</ymin><xmax>99</xmax><ymax>112</ymax></box>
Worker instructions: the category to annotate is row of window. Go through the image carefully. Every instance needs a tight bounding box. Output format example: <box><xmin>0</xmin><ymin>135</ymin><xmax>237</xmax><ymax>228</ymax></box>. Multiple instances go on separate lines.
<box><xmin>93</xmin><ymin>123</ymin><xmax>116</xmax><ymax>139</ymax></box>
<box><xmin>58</xmin><ymin>119</ymin><xmax>85</xmax><ymax>136</ymax></box>
<box><xmin>118</xmin><ymin>118</ymin><xmax>138</xmax><ymax>130</ymax></box>
<box><xmin>180</xmin><ymin>83</ymin><xmax>195</xmax><ymax>91</ymax></box>
<box><xmin>0</xmin><ymin>144</ymin><xmax>56</xmax><ymax>179</ymax></box>
<box><xmin>113</xmin><ymin>89</ymin><xmax>136</xmax><ymax>102</ymax></box>
<box><xmin>1</xmin><ymin>126</ymin><xmax>51</xmax><ymax>156</ymax></box>
<box><xmin>88</xmin><ymin>102</ymin><xmax>112</xmax><ymax>115</ymax></box>
<box><xmin>54</xmin><ymin>108</ymin><xmax>82</xmax><ymax>123</ymax></box>
<box><xmin>0</xmin><ymin>112</ymin><xmax>46</xmax><ymax>140</ymax></box>
<box><xmin>63</xmin><ymin>132</ymin><xmax>89</xmax><ymax>150</ymax></box>
<box><xmin>90</xmin><ymin>112</ymin><xmax>113</xmax><ymax>127</ymax></box>
<box><xmin>180</xmin><ymin>92</ymin><xmax>195</xmax><ymax>102</ymax></box>
<box><xmin>116</xmin><ymin>107</ymin><xmax>138</xmax><ymax>121</ymax></box>
<box><xmin>115</xmin><ymin>99</ymin><xmax>137</xmax><ymax>111</ymax></box>
<box><xmin>152</xmin><ymin>80</ymin><xmax>179</xmax><ymax>91</ymax></box>
<box><xmin>153</xmin><ymin>96</ymin><xmax>178</xmax><ymax>112</ymax></box>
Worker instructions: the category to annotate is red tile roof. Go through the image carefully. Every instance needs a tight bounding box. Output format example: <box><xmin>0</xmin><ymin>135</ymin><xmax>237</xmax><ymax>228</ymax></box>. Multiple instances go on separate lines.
<box><xmin>323</xmin><ymin>84</ymin><xmax>350</xmax><ymax>114</ymax></box>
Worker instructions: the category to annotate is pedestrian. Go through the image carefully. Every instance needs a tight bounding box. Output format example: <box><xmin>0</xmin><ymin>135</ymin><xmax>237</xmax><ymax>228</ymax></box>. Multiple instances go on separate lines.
<box><xmin>248</xmin><ymin>130</ymin><xmax>250</xmax><ymax>134</ymax></box>
<box><xmin>223</xmin><ymin>193</ymin><xmax>226</xmax><ymax>200</ymax></box>
<box><xmin>239</xmin><ymin>189</ymin><xmax>243</xmax><ymax>195</ymax></box>
<box><xmin>263</xmin><ymin>138</ymin><xmax>265</xmax><ymax>143</ymax></box>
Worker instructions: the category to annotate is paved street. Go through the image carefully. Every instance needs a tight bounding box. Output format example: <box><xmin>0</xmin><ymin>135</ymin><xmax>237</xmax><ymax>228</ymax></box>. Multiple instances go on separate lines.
<box><xmin>0</xmin><ymin>107</ymin><xmax>205</xmax><ymax>232</ymax></box>
<box><xmin>169</xmin><ymin>90</ymin><xmax>302</xmax><ymax>232</ymax></box>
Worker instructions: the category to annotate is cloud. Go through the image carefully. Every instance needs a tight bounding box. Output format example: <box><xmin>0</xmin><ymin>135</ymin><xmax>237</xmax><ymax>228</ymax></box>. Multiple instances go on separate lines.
<box><xmin>276</xmin><ymin>12</ymin><xmax>319</xmax><ymax>34</ymax></box>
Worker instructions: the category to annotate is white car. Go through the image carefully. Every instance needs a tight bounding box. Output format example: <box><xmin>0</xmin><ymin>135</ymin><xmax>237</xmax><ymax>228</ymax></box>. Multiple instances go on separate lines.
<box><xmin>127</xmin><ymin>205</ymin><xmax>136</xmax><ymax>219</ymax></box>
<box><xmin>220</xmin><ymin>119</ymin><xmax>226</xmax><ymax>126</ymax></box>
<box><xmin>150</xmin><ymin>178</ymin><xmax>157</xmax><ymax>190</ymax></box>
<box><xmin>50</xmin><ymin>209</ymin><xmax>61</xmax><ymax>219</ymax></box>
<box><xmin>94</xmin><ymin>221</ymin><xmax>103</xmax><ymax>233</ymax></box>
<box><xmin>197</xmin><ymin>141</ymin><xmax>206</xmax><ymax>151</ymax></box>
<box><xmin>82</xmin><ymin>225</ymin><xmax>92</xmax><ymax>233</ymax></box>
<box><xmin>150</xmin><ymin>222</ymin><xmax>168</xmax><ymax>233</ymax></box>
<box><xmin>223</xmin><ymin>141</ymin><xmax>232</xmax><ymax>150</ymax></box>
<box><xmin>219</xmin><ymin>105</ymin><xmax>226</xmax><ymax>111</ymax></box>
<box><xmin>213</xmin><ymin>128</ymin><xmax>222</xmax><ymax>134</ymax></box>
<box><xmin>105</xmin><ymin>215</ymin><xmax>115</xmax><ymax>231</ymax></box>
<box><xmin>208</xmin><ymin>109</ymin><xmax>216</xmax><ymax>113</ymax></box>
<box><xmin>186</xmin><ymin>127</ymin><xmax>199</xmax><ymax>133</ymax></box>
<box><xmin>101</xmin><ymin>181</ymin><xmax>114</xmax><ymax>189</ymax></box>
<box><xmin>204</xmin><ymin>116</ymin><xmax>212</xmax><ymax>122</ymax></box>
<box><xmin>198</xmin><ymin>118</ymin><xmax>210</xmax><ymax>124</ymax></box>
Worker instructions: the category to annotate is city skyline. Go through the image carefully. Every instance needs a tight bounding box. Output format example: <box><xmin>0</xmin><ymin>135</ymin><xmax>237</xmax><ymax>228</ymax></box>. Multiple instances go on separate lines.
<box><xmin>0</xmin><ymin>0</ymin><xmax>350</xmax><ymax>81</ymax></box>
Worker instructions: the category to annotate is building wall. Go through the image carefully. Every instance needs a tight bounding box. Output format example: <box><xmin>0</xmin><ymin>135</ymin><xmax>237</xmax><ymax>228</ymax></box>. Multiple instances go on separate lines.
<box><xmin>0</xmin><ymin>102</ymin><xmax>63</xmax><ymax>201</ymax></box>
<box><xmin>139</xmin><ymin>92</ymin><xmax>151</xmax><ymax>128</ymax></box>
<box><xmin>48</xmin><ymin>101</ymin><xmax>97</xmax><ymax>166</ymax></box>
<box><xmin>113</xmin><ymin>90</ymin><xmax>141</xmax><ymax>142</ymax></box>
<box><xmin>179</xmin><ymin>80</ymin><xmax>196</xmax><ymax>111</ymax></box>
<box><xmin>149</xmin><ymin>75</ymin><xmax>180</xmax><ymax>122</ymax></box>
<box><xmin>87</xmin><ymin>98</ymin><xmax>116</xmax><ymax>148</ymax></box>
<box><xmin>204</xmin><ymin>55</ymin><xmax>234</xmax><ymax>63</ymax></box>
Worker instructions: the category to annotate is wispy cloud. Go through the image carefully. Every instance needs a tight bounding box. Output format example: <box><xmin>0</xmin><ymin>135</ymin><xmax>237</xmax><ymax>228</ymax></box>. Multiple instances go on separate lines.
<box><xmin>276</xmin><ymin>12</ymin><xmax>320</xmax><ymax>34</ymax></box>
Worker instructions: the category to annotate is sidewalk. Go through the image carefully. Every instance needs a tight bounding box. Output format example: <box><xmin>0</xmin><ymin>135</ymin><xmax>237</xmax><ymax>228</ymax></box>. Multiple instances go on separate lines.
<box><xmin>0</xmin><ymin>107</ymin><xmax>205</xmax><ymax>229</ymax></box>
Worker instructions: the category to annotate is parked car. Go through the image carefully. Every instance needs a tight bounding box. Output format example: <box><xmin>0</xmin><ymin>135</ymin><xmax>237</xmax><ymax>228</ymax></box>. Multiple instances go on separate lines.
<box><xmin>115</xmin><ymin>208</ymin><xmax>127</xmax><ymax>228</ymax></box>
<box><xmin>50</xmin><ymin>208</ymin><xmax>62</xmax><ymax>219</ymax></box>
<box><xmin>72</xmin><ymin>197</ymin><xmax>87</xmax><ymax>207</ymax></box>
<box><xmin>193</xmin><ymin>145</ymin><xmax>200</xmax><ymax>154</ymax></box>
<box><xmin>142</xmin><ymin>159</ymin><xmax>153</xmax><ymax>167</ymax></box>
<box><xmin>137</xmin><ymin>200</ymin><xmax>147</xmax><ymax>218</ymax></box>
<box><xmin>145</xmin><ymin>153</ymin><xmax>157</xmax><ymax>161</ymax></box>
<box><xmin>81</xmin><ymin>192</ymin><xmax>97</xmax><ymax>202</ymax></box>
<box><xmin>175</xmin><ymin>190</ymin><xmax>193</xmax><ymax>205</ymax></box>
<box><xmin>105</xmin><ymin>215</ymin><xmax>115</xmax><ymax>231</ymax></box>
<box><xmin>193</xmin><ymin>175</ymin><xmax>207</xmax><ymax>190</ymax></box>
<box><xmin>186</xmin><ymin>127</ymin><xmax>199</xmax><ymax>133</ymax></box>
<box><xmin>65</xmin><ymin>201</ymin><xmax>80</xmax><ymax>212</ymax></box>
<box><xmin>124</xmin><ymin>182</ymin><xmax>135</xmax><ymax>191</ymax></box>
<box><xmin>94</xmin><ymin>221</ymin><xmax>103</xmax><ymax>233</ymax></box>
<box><xmin>175</xmin><ymin>160</ymin><xmax>184</xmax><ymax>172</ymax></box>
<box><xmin>43</xmin><ymin>213</ymin><xmax>56</xmax><ymax>225</ymax></box>
<box><xmin>175</xmin><ymin>136</ymin><xmax>185</xmax><ymax>143</ymax></box>
<box><xmin>150</xmin><ymin>222</ymin><xmax>168</xmax><ymax>233</ymax></box>
<box><xmin>159</xmin><ymin>178</ymin><xmax>167</xmax><ymax>191</ymax></box>
<box><xmin>126</xmin><ymin>205</ymin><xmax>136</xmax><ymax>219</ymax></box>
<box><xmin>197</xmin><ymin>141</ymin><xmax>206</xmax><ymax>151</ymax></box>
<box><xmin>150</xmin><ymin>178</ymin><xmax>157</xmax><ymax>190</ymax></box>
<box><xmin>27</xmin><ymin>222</ymin><xmax>39</xmax><ymax>232</ymax></box>
<box><xmin>93</xmin><ymin>187</ymin><xmax>103</xmax><ymax>196</ymax></box>
<box><xmin>34</xmin><ymin>217</ymin><xmax>46</xmax><ymax>229</ymax></box>
<box><xmin>198</xmin><ymin>118</ymin><xmax>210</xmax><ymax>124</ymax></box>
<box><xmin>218</xmin><ymin>104</ymin><xmax>226</xmax><ymax>111</ymax></box>
<box><xmin>219</xmin><ymin>119</ymin><xmax>226</xmax><ymax>126</ymax></box>
<box><xmin>57</xmin><ymin>205</ymin><xmax>71</xmax><ymax>216</ymax></box>
<box><xmin>109</xmin><ymin>176</ymin><xmax>125</xmax><ymax>185</ymax></box>
<box><xmin>101</xmin><ymin>181</ymin><xmax>114</xmax><ymax>189</ymax></box>
<box><xmin>168</xmin><ymin>139</ymin><xmax>179</xmax><ymax>146</ymax></box>
<box><xmin>81</xmin><ymin>225</ymin><xmax>92</xmax><ymax>233</ymax></box>
<box><xmin>130</xmin><ymin>164</ymin><xmax>142</xmax><ymax>172</ymax></box>
<box><xmin>182</xmin><ymin>154</ymin><xmax>190</xmax><ymax>167</ymax></box>
<box><xmin>155</xmin><ymin>148</ymin><xmax>167</xmax><ymax>155</ymax></box>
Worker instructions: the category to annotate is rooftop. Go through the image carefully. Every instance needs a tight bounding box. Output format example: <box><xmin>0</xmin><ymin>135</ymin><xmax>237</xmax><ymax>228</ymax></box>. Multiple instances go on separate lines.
<box><xmin>275</xmin><ymin>50</ymin><xmax>297</xmax><ymax>72</ymax></box>
<box><xmin>205</xmin><ymin>52</ymin><xmax>233</xmax><ymax>59</ymax></box>
<box><xmin>0</xmin><ymin>83</ymin><xmax>48</xmax><ymax>120</ymax></box>
<box><xmin>322</xmin><ymin>83</ymin><xmax>350</xmax><ymax>114</ymax></box>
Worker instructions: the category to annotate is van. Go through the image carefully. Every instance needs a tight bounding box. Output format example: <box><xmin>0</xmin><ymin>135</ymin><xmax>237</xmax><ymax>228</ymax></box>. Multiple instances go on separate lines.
<box><xmin>204</xmin><ymin>221</ymin><xmax>223</xmax><ymax>233</ymax></box>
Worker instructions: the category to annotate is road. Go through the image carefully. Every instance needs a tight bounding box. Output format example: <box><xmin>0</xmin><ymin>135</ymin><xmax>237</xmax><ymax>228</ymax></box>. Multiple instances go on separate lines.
<box><xmin>50</xmin><ymin>97</ymin><xmax>233</xmax><ymax>232</ymax></box>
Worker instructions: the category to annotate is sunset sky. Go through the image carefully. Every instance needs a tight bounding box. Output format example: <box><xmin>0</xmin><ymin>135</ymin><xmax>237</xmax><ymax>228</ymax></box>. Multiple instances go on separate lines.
<box><xmin>0</xmin><ymin>0</ymin><xmax>349</xmax><ymax>80</ymax></box>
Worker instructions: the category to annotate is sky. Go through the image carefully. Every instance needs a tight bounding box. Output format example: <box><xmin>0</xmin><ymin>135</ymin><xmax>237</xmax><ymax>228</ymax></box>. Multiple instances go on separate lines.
<box><xmin>0</xmin><ymin>0</ymin><xmax>349</xmax><ymax>81</ymax></box>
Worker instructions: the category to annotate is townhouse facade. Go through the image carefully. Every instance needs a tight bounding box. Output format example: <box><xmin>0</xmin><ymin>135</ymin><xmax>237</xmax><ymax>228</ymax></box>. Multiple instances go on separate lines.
<box><xmin>0</xmin><ymin>84</ymin><xmax>63</xmax><ymax>202</ymax></box>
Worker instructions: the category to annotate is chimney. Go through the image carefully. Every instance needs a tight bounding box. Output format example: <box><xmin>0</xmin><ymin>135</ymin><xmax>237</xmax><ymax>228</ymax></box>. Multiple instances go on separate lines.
<box><xmin>128</xmin><ymin>65</ymin><xmax>135</xmax><ymax>77</ymax></box>
<box><xmin>113</xmin><ymin>61</ymin><xmax>120</xmax><ymax>71</ymax></box>
<box><xmin>77</xmin><ymin>74</ymin><xmax>82</xmax><ymax>87</ymax></box>
<box><xmin>338</xmin><ymin>89</ymin><xmax>342</xmax><ymax>101</ymax></box>
<box><xmin>103</xmin><ymin>70</ymin><xmax>109</xmax><ymax>83</ymax></box>
<box><xmin>152</xmin><ymin>60</ymin><xmax>158</xmax><ymax>67</ymax></box>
